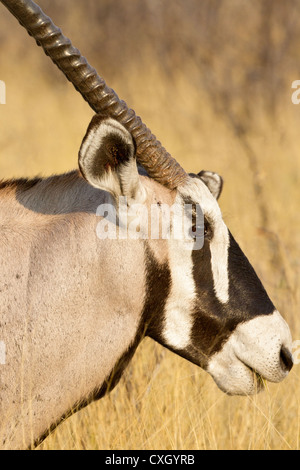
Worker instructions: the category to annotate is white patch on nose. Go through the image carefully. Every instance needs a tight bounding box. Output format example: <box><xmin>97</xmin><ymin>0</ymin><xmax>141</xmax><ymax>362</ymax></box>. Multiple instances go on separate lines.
<box><xmin>207</xmin><ymin>310</ymin><xmax>293</xmax><ymax>395</ymax></box>
<box><xmin>210</xmin><ymin>221</ymin><xmax>229</xmax><ymax>304</ymax></box>
<box><xmin>233</xmin><ymin>310</ymin><xmax>293</xmax><ymax>381</ymax></box>
<box><xmin>163</xmin><ymin>242</ymin><xmax>196</xmax><ymax>350</ymax></box>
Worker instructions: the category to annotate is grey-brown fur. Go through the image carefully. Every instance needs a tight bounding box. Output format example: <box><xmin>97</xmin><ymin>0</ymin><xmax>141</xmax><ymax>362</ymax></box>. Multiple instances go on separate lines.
<box><xmin>0</xmin><ymin>171</ymin><xmax>172</xmax><ymax>449</ymax></box>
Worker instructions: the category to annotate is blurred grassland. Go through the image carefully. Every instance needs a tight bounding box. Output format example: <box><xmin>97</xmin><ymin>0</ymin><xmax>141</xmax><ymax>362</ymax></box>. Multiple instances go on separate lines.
<box><xmin>0</xmin><ymin>0</ymin><xmax>300</xmax><ymax>450</ymax></box>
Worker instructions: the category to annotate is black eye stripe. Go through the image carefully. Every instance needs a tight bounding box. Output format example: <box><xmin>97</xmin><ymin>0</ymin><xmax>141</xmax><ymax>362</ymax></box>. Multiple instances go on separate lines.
<box><xmin>192</xmin><ymin>217</ymin><xmax>213</xmax><ymax>239</ymax></box>
<box><xmin>204</xmin><ymin>219</ymin><xmax>213</xmax><ymax>239</ymax></box>
<box><xmin>181</xmin><ymin>195</ymin><xmax>215</xmax><ymax>240</ymax></box>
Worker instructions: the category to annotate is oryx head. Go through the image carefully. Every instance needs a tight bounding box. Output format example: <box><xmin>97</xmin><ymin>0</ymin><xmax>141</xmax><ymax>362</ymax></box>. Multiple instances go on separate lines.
<box><xmin>78</xmin><ymin>113</ymin><xmax>293</xmax><ymax>396</ymax></box>
<box><xmin>4</xmin><ymin>0</ymin><xmax>293</xmax><ymax>396</ymax></box>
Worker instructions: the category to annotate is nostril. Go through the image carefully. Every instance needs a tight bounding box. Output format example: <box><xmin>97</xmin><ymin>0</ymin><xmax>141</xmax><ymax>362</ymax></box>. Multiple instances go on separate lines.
<box><xmin>280</xmin><ymin>346</ymin><xmax>294</xmax><ymax>372</ymax></box>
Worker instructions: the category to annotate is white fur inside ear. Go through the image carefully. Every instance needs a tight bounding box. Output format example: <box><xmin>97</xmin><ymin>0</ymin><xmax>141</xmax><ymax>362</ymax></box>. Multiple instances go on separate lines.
<box><xmin>91</xmin><ymin>167</ymin><xmax>121</xmax><ymax>198</ymax></box>
<box><xmin>198</xmin><ymin>171</ymin><xmax>223</xmax><ymax>200</ymax></box>
<box><xmin>79</xmin><ymin>118</ymin><xmax>134</xmax><ymax>170</ymax></box>
<box><xmin>119</xmin><ymin>158</ymin><xmax>147</xmax><ymax>204</ymax></box>
<box><xmin>99</xmin><ymin>118</ymin><xmax>134</xmax><ymax>147</ymax></box>
<box><xmin>79</xmin><ymin>116</ymin><xmax>145</xmax><ymax>202</ymax></box>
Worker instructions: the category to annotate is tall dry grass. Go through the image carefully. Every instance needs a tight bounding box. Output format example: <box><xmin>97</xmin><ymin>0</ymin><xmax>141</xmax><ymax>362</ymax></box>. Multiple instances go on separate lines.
<box><xmin>0</xmin><ymin>0</ymin><xmax>299</xmax><ymax>450</ymax></box>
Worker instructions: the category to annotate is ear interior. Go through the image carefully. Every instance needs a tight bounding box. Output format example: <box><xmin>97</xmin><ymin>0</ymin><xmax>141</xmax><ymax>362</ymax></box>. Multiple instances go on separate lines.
<box><xmin>197</xmin><ymin>170</ymin><xmax>223</xmax><ymax>200</ymax></box>
<box><xmin>79</xmin><ymin>114</ymin><xmax>144</xmax><ymax>202</ymax></box>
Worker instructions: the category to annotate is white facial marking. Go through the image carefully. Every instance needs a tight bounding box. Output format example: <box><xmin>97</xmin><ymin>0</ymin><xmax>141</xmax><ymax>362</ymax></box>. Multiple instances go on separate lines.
<box><xmin>207</xmin><ymin>310</ymin><xmax>293</xmax><ymax>395</ymax></box>
<box><xmin>210</xmin><ymin>221</ymin><xmax>229</xmax><ymax>303</ymax></box>
<box><xmin>163</xmin><ymin>192</ymin><xmax>196</xmax><ymax>349</ymax></box>
<box><xmin>162</xmin><ymin>177</ymin><xmax>230</xmax><ymax>350</ymax></box>
<box><xmin>163</xmin><ymin>243</ymin><xmax>195</xmax><ymax>349</ymax></box>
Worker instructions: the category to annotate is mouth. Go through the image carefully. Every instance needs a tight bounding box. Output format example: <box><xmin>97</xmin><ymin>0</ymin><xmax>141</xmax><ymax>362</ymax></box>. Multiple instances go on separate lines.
<box><xmin>243</xmin><ymin>363</ymin><xmax>266</xmax><ymax>393</ymax></box>
<box><xmin>207</xmin><ymin>355</ymin><xmax>269</xmax><ymax>396</ymax></box>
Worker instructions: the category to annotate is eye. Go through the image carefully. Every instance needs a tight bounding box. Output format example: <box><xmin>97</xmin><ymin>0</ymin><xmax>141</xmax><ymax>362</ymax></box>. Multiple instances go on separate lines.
<box><xmin>190</xmin><ymin>218</ymin><xmax>212</xmax><ymax>241</ymax></box>
<box><xmin>204</xmin><ymin>221</ymin><xmax>209</xmax><ymax>237</ymax></box>
<box><xmin>204</xmin><ymin>219</ymin><xmax>212</xmax><ymax>240</ymax></box>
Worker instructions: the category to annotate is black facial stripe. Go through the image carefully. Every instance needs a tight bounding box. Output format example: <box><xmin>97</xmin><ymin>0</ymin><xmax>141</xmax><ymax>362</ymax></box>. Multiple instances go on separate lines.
<box><xmin>227</xmin><ymin>232</ymin><xmax>275</xmax><ymax>317</ymax></box>
<box><xmin>190</xmin><ymin>239</ymin><xmax>230</xmax><ymax>364</ymax></box>
<box><xmin>187</xmin><ymin>230</ymin><xmax>275</xmax><ymax>367</ymax></box>
<box><xmin>143</xmin><ymin>244</ymin><xmax>171</xmax><ymax>339</ymax></box>
<box><xmin>143</xmin><ymin>242</ymin><xmax>210</xmax><ymax>366</ymax></box>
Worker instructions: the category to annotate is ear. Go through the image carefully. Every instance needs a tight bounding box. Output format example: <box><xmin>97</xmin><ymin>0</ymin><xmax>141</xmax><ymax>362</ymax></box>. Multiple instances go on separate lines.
<box><xmin>79</xmin><ymin>114</ymin><xmax>146</xmax><ymax>203</ymax></box>
<box><xmin>197</xmin><ymin>170</ymin><xmax>223</xmax><ymax>200</ymax></box>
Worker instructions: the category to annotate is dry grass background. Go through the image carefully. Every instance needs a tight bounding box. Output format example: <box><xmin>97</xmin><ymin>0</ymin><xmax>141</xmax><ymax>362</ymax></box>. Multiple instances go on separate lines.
<box><xmin>0</xmin><ymin>0</ymin><xmax>300</xmax><ymax>450</ymax></box>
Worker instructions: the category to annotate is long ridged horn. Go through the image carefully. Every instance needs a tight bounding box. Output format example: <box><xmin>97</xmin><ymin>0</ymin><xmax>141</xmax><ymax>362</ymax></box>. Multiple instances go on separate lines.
<box><xmin>0</xmin><ymin>0</ymin><xmax>188</xmax><ymax>189</ymax></box>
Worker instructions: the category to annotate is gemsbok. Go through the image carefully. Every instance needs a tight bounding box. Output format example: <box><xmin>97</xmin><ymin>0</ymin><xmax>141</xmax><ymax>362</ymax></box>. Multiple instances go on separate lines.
<box><xmin>0</xmin><ymin>0</ymin><xmax>294</xmax><ymax>450</ymax></box>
